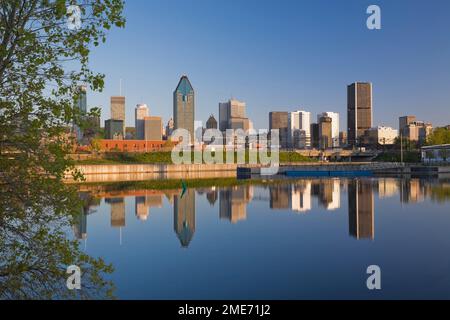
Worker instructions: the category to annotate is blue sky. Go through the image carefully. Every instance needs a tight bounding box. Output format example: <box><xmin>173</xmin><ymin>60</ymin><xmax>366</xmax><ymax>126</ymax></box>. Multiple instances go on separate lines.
<box><xmin>87</xmin><ymin>0</ymin><xmax>450</xmax><ymax>130</ymax></box>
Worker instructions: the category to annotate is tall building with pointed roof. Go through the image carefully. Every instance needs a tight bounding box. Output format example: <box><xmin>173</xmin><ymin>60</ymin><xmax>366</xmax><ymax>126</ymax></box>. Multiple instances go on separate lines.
<box><xmin>173</xmin><ymin>75</ymin><xmax>195</xmax><ymax>142</ymax></box>
<box><xmin>206</xmin><ymin>114</ymin><xmax>218</xmax><ymax>129</ymax></box>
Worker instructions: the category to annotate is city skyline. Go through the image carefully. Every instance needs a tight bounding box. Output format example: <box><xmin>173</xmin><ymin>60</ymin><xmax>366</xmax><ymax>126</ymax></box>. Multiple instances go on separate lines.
<box><xmin>85</xmin><ymin>0</ymin><xmax>450</xmax><ymax>130</ymax></box>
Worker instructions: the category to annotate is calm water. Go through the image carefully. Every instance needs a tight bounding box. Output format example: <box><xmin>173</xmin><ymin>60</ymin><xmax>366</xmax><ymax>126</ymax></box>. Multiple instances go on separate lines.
<box><xmin>75</xmin><ymin>177</ymin><xmax>450</xmax><ymax>299</ymax></box>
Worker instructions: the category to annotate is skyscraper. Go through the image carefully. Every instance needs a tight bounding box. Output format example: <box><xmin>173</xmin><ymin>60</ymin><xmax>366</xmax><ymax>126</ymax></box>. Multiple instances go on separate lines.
<box><xmin>288</xmin><ymin>110</ymin><xmax>311</xmax><ymax>149</ymax></box>
<box><xmin>219</xmin><ymin>99</ymin><xmax>249</xmax><ymax>132</ymax></box>
<box><xmin>347</xmin><ymin>82</ymin><xmax>373</xmax><ymax>146</ymax></box>
<box><xmin>318</xmin><ymin>112</ymin><xmax>339</xmax><ymax>148</ymax></box>
<box><xmin>74</xmin><ymin>85</ymin><xmax>87</xmax><ymax>143</ymax></box>
<box><xmin>310</xmin><ymin>123</ymin><xmax>319</xmax><ymax>149</ymax></box>
<box><xmin>269</xmin><ymin>111</ymin><xmax>289</xmax><ymax>148</ymax></box>
<box><xmin>144</xmin><ymin>116</ymin><xmax>163</xmax><ymax>141</ymax></box>
<box><xmin>105</xmin><ymin>119</ymin><xmax>124</xmax><ymax>140</ymax></box>
<box><xmin>166</xmin><ymin>118</ymin><xmax>174</xmax><ymax>138</ymax></box>
<box><xmin>111</xmin><ymin>96</ymin><xmax>125</xmax><ymax>136</ymax></box>
<box><xmin>135</xmin><ymin>104</ymin><xmax>149</xmax><ymax>140</ymax></box>
<box><xmin>173</xmin><ymin>75</ymin><xmax>195</xmax><ymax>143</ymax></box>
<box><xmin>399</xmin><ymin>115</ymin><xmax>416</xmax><ymax>136</ymax></box>
<box><xmin>318</xmin><ymin>115</ymin><xmax>332</xmax><ymax>149</ymax></box>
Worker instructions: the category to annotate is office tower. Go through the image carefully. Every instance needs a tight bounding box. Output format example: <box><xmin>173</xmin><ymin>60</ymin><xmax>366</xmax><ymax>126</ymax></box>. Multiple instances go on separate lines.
<box><xmin>144</xmin><ymin>116</ymin><xmax>163</xmax><ymax>141</ymax></box>
<box><xmin>399</xmin><ymin>115</ymin><xmax>416</xmax><ymax>136</ymax></box>
<box><xmin>228</xmin><ymin>117</ymin><xmax>250</xmax><ymax>131</ymax></box>
<box><xmin>105</xmin><ymin>119</ymin><xmax>124</xmax><ymax>140</ymax></box>
<box><xmin>219</xmin><ymin>103</ymin><xmax>228</xmax><ymax>131</ymax></box>
<box><xmin>219</xmin><ymin>99</ymin><xmax>250</xmax><ymax>132</ymax></box>
<box><xmin>339</xmin><ymin>131</ymin><xmax>347</xmax><ymax>147</ymax></box>
<box><xmin>348</xmin><ymin>179</ymin><xmax>374</xmax><ymax>239</ymax></box>
<box><xmin>166</xmin><ymin>117</ymin><xmax>174</xmax><ymax>138</ymax></box>
<box><xmin>364</xmin><ymin>126</ymin><xmax>398</xmax><ymax>146</ymax></box>
<box><xmin>174</xmin><ymin>189</ymin><xmax>196</xmax><ymax>247</ymax></box>
<box><xmin>419</xmin><ymin>123</ymin><xmax>433</xmax><ymax>144</ymax></box>
<box><xmin>135</xmin><ymin>104</ymin><xmax>149</xmax><ymax>140</ymax></box>
<box><xmin>347</xmin><ymin>82</ymin><xmax>373</xmax><ymax>146</ymax></box>
<box><xmin>173</xmin><ymin>75</ymin><xmax>195</xmax><ymax>143</ymax></box>
<box><xmin>269</xmin><ymin>112</ymin><xmax>289</xmax><ymax>148</ymax></box>
<box><xmin>82</xmin><ymin>114</ymin><xmax>101</xmax><ymax>142</ymax></box>
<box><xmin>193</xmin><ymin>120</ymin><xmax>203</xmax><ymax>144</ymax></box>
<box><xmin>206</xmin><ymin>115</ymin><xmax>218</xmax><ymax>129</ymax></box>
<box><xmin>111</xmin><ymin>96</ymin><xmax>125</xmax><ymax>136</ymax></box>
<box><xmin>310</xmin><ymin>123</ymin><xmax>319</xmax><ymax>149</ymax></box>
<box><xmin>288</xmin><ymin>110</ymin><xmax>311</xmax><ymax>148</ymax></box>
<box><xmin>318</xmin><ymin>112</ymin><xmax>339</xmax><ymax>148</ymax></box>
<box><xmin>318</xmin><ymin>115</ymin><xmax>332</xmax><ymax>149</ymax></box>
<box><xmin>73</xmin><ymin>85</ymin><xmax>87</xmax><ymax>143</ymax></box>
<box><xmin>403</xmin><ymin>120</ymin><xmax>433</xmax><ymax>144</ymax></box>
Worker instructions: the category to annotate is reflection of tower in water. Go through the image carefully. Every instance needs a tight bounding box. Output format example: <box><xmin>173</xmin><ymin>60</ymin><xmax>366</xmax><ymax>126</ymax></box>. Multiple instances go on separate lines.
<box><xmin>400</xmin><ymin>179</ymin><xmax>425</xmax><ymax>204</ymax></box>
<box><xmin>291</xmin><ymin>181</ymin><xmax>312</xmax><ymax>213</ymax></box>
<box><xmin>73</xmin><ymin>205</ymin><xmax>88</xmax><ymax>240</ymax></box>
<box><xmin>174</xmin><ymin>190</ymin><xmax>196</xmax><ymax>248</ymax></box>
<box><xmin>315</xmin><ymin>179</ymin><xmax>340</xmax><ymax>211</ymax></box>
<box><xmin>206</xmin><ymin>188</ymin><xmax>218</xmax><ymax>206</ymax></box>
<box><xmin>135</xmin><ymin>194</ymin><xmax>163</xmax><ymax>221</ymax></box>
<box><xmin>348</xmin><ymin>179</ymin><xmax>375</xmax><ymax>239</ymax></box>
<box><xmin>378</xmin><ymin>178</ymin><xmax>399</xmax><ymax>199</ymax></box>
<box><xmin>73</xmin><ymin>193</ymin><xmax>100</xmax><ymax>241</ymax></box>
<box><xmin>105</xmin><ymin>197</ymin><xmax>125</xmax><ymax>245</ymax></box>
<box><xmin>219</xmin><ymin>186</ymin><xmax>253</xmax><ymax>223</ymax></box>
<box><xmin>269</xmin><ymin>184</ymin><xmax>290</xmax><ymax>209</ymax></box>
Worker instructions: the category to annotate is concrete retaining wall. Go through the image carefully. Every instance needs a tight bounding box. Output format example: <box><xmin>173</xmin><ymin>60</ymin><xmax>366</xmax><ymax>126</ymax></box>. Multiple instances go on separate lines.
<box><xmin>65</xmin><ymin>163</ymin><xmax>239</xmax><ymax>183</ymax></box>
<box><xmin>72</xmin><ymin>163</ymin><xmax>238</xmax><ymax>175</ymax></box>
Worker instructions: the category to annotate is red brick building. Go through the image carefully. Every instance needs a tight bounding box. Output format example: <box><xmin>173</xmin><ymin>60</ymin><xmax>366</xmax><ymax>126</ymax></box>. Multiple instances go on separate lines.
<box><xmin>100</xmin><ymin>139</ymin><xmax>165</xmax><ymax>152</ymax></box>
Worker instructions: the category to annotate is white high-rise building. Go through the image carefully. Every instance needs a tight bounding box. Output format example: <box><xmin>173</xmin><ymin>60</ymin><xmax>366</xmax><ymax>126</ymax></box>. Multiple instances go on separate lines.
<box><xmin>135</xmin><ymin>104</ymin><xmax>149</xmax><ymax>140</ymax></box>
<box><xmin>365</xmin><ymin>126</ymin><xmax>398</xmax><ymax>145</ymax></box>
<box><xmin>288</xmin><ymin>110</ymin><xmax>311</xmax><ymax>148</ymax></box>
<box><xmin>318</xmin><ymin>112</ymin><xmax>339</xmax><ymax>148</ymax></box>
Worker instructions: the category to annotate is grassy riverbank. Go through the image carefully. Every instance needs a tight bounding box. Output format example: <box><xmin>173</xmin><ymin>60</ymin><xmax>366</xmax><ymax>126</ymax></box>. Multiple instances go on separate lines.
<box><xmin>73</xmin><ymin>151</ymin><xmax>315</xmax><ymax>165</ymax></box>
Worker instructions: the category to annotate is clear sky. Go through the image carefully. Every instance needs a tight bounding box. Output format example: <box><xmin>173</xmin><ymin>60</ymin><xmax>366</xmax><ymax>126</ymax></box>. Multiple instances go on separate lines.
<box><xmin>87</xmin><ymin>0</ymin><xmax>450</xmax><ymax>131</ymax></box>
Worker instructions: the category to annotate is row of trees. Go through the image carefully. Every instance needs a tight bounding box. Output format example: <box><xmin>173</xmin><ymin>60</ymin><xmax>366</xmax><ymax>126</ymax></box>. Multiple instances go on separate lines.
<box><xmin>425</xmin><ymin>127</ymin><xmax>450</xmax><ymax>146</ymax></box>
<box><xmin>1</xmin><ymin>0</ymin><xmax>125</xmax><ymax>299</ymax></box>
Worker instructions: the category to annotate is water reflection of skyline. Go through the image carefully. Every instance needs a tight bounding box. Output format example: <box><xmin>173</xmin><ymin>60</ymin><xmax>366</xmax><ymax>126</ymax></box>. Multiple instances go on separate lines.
<box><xmin>74</xmin><ymin>178</ymin><xmax>450</xmax><ymax>246</ymax></box>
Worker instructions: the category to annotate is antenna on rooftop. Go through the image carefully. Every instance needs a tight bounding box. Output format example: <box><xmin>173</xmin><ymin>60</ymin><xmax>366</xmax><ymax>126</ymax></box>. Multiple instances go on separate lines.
<box><xmin>119</xmin><ymin>78</ymin><xmax>123</xmax><ymax>96</ymax></box>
